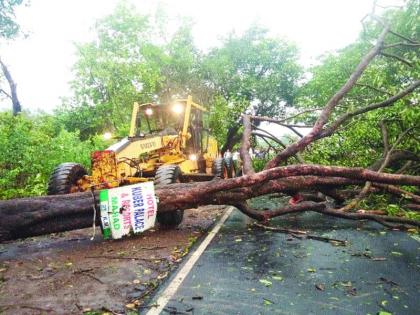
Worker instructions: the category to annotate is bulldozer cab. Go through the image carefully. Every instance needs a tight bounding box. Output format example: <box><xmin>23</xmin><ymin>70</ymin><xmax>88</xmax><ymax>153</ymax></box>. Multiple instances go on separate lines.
<box><xmin>129</xmin><ymin>96</ymin><xmax>211</xmax><ymax>155</ymax></box>
<box><xmin>129</xmin><ymin>103</ymin><xmax>181</xmax><ymax>137</ymax></box>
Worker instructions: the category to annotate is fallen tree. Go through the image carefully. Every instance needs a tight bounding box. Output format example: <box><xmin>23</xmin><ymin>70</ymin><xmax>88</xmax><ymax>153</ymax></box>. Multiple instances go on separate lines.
<box><xmin>1</xmin><ymin>165</ymin><xmax>419</xmax><ymax>241</ymax></box>
<box><xmin>1</xmin><ymin>8</ymin><xmax>419</xmax><ymax>242</ymax></box>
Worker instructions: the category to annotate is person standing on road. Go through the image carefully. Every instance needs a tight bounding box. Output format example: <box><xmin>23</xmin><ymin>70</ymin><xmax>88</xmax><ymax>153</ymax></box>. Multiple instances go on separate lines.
<box><xmin>232</xmin><ymin>150</ymin><xmax>240</xmax><ymax>162</ymax></box>
<box><xmin>223</xmin><ymin>149</ymin><xmax>232</xmax><ymax>159</ymax></box>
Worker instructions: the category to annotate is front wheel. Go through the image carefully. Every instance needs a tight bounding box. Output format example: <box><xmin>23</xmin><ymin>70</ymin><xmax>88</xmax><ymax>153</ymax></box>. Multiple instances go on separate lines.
<box><xmin>47</xmin><ymin>163</ymin><xmax>87</xmax><ymax>195</ymax></box>
<box><xmin>154</xmin><ymin>165</ymin><xmax>184</xmax><ymax>228</ymax></box>
<box><xmin>212</xmin><ymin>158</ymin><xmax>229</xmax><ymax>179</ymax></box>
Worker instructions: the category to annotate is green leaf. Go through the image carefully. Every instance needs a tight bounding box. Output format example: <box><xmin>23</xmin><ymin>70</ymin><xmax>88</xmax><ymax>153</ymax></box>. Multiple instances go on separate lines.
<box><xmin>259</xmin><ymin>279</ymin><xmax>272</xmax><ymax>287</ymax></box>
<box><xmin>263</xmin><ymin>298</ymin><xmax>274</xmax><ymax>305</ymax></box>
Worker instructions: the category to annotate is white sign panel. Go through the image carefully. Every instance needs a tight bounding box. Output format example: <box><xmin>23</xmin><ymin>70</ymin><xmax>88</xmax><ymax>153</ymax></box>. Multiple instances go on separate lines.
<box><xmin>99</xmin><ymin>182</ymin><xmax>157</xmax><ymax>239</ymax></box>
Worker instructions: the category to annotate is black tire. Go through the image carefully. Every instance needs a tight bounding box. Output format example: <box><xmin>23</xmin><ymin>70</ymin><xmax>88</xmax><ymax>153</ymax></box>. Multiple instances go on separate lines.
<box><xmin>155</xmin><ymin>165</ymin><xmax>184</xmax><ymax>228</ymax></box>
<box><xmin>223</xmin><ymin>157</ymin><xmax>235</xmax><ymax>178</ymax></box>
<box><xmin>47</xmin><ymin>163</ymin><xmax>87</xmax><ymax>195</ymax></box>
<box><xmin>212</xmin><ymin>158</ymin><xmax>228</xmax><ymax>179</ymax></box>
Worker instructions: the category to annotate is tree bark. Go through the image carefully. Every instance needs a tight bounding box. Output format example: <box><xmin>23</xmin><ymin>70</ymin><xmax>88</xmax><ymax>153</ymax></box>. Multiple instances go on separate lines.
<box><xmin>264</xmin><ymin>26</ymin><xmax>390</xmax><ymax>169</ymax></box>
<box><xmin>0</xmin><ymin>57</ymin><xmax>22</xmax><ymax>115</ymax></box>
<box><xmin>240</xmin><ymin>115</ymin><xmax>255</xmax><ymax>175</ymax></box>
<box><xmin>221</xmin><ymin>124</ymin><xmax>241</xmax><ymax>154</ymax></box>
<box><xmin>1</xmin><ymin>165</ymin><xmax>419</xmax><ymax>241</ymax></box>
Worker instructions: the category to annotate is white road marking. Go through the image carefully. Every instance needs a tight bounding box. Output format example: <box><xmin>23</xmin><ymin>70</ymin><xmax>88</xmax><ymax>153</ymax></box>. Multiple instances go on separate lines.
<box><xmin>145</xmin><ymin>206</ymin><xmax>234</xmax><ymax>315</ymax></box>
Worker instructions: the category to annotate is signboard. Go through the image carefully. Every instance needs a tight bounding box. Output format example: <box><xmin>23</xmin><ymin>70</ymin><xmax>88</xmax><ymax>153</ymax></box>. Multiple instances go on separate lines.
<box><xmin>99</xmin><ymin>182</ymin><xmax>158</xmax><ymax>239</ymax></box>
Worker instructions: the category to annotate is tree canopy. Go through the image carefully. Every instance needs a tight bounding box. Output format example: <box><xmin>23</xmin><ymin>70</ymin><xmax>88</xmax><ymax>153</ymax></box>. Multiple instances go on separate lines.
<box><xmin>296</xmin><ymin>0</ymin><xmax>419</xmax><ymax>173</ymax></box>
<box><xmin>0</xmin><ymin>0</ymin><xmax>24</xmax><ymax>40</ymax></box>
<box><xmin>57</xmin><ymin>2</ymin><xmax>302</xmax><ymax>144</ymax></box>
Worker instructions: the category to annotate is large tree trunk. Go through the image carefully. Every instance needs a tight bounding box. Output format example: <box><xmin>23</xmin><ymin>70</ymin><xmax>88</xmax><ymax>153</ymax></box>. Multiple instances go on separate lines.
<box><xmin>1</xmin><ymin>165</ymin><xmax>419</xmax><ymax>242</ymax></box>
<box><xmin>221</xmin><ymin>124</ymin><xmax>241</xmax><ymax>154</ymax></box>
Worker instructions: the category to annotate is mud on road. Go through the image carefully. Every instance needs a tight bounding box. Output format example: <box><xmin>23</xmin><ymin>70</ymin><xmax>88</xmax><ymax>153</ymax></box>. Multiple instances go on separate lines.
<box><xmin>0</xmin><ymin>206</ymin><xmax>227</xmax><ymax>314</ymax></box>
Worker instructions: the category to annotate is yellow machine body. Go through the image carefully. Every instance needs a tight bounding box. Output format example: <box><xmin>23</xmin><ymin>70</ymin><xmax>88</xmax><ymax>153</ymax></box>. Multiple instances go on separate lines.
<box><xmin>78</xmin><ymin>96</ymin><xmax>220</xmax><ymax>191</ymax></box>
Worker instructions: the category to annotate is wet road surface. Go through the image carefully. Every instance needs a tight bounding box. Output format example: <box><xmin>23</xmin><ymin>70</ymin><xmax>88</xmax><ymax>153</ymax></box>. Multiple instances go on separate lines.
<box><xmin>146</xmin><ymin>197</ymin><xmax>420</xmax><ymax>315</ymax></box>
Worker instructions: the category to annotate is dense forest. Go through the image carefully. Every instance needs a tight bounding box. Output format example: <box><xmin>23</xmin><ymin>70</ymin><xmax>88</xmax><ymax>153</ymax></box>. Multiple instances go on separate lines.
<box><xmin>0</xmin><ymin>0</ymin><xmax>418</xmax><ymax>224</ymax></box>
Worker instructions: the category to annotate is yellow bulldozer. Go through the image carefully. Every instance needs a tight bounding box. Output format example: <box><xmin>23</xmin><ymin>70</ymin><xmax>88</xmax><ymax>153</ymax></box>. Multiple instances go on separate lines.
<box><xmin>47</xmin><ymin>96</ymin><xmax>233</xmax><ymax>227</ymax></box>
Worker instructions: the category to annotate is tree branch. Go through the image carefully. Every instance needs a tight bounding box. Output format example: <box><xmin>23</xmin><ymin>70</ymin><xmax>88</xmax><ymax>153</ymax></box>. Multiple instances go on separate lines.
<box><xmin>250</xmin><ymin>115</ymin><xmax>310</xmax><ymax>137</ymax></box>
<box><xmin>339</xmin><ymin>126</ymin><xmax>412</xmax><ymax>212</ymax></box>
<box><xmin>319</xmin><ymin>80</ymin><xmax>420</xmax><ymax>139</ymax></box>
<box><xmin>356</xmin><ymin>83</ymin><xmax>393</xmax><ymax>96</ymax></box>
<box><xmin>0</xmin><ymin>57</ymin><xmax>22</xmax><ymax>115</ymax></box>
<box><xmin>388</xmin><ymin>29</ymin><xmax>418</xmax><ymax>44</ymax></box>
<box><xmin>372</xmin><ymin>183</ymin><xmax>420</xmax><ymax>204</ymax></box>
<box><xmin>234</xmin><ymin>200</ymin><xmax>420</xmax><ymax>228</ymax></box>
<box><xmin>383</xmin><ymin>42</ymin><xmax>420</xmax><ymax>49</ymax></box>
<box><xmin>380</xmin><ymin>120</ymin><xmax>389</xmax><ymax>154</ymax></box>
<box><xmin>264</xmin><ymin>25</ymin><xmax>390</xmax><ymax>169</ymax></box>
<box><xmin>380</xmin><ymin>52</ymin><xmax>413</xmax><ymax>67</ymax></box>
<box><xmin>240</xmin><ymin>115</ymin><xmax>255</xmax><ymax>175</ymax></box>
<box><xmin>0</xmin><ymin>88</ymin><xmax>12</xmax><ymax>99</ymax></box>
<box><xmin>250</xmin><ymin>109</ymin><xmax>321</xmax><ymax>124</ymax></box>
<box><xmin>255</xmin><ymin>134</ymin><xmax>280</xmax><ymax>153</ymax></box>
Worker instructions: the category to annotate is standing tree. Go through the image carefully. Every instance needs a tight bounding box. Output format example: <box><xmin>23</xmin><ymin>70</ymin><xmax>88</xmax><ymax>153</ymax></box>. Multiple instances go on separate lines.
<box><xmin>201</xmin><ymin>25</ymin><xmax>302</xmax><ymax>151</ymax></box>
<box><xmin>0</xmin><ymin>0</ymin><xmax>25</xmax><ymax>115</ymax></box>
<box><xmin>58</xmin><ymin>2</ymin><xmax>207</xmax><ymax>139</ymax></box>
<box><xmin>0</xmin><ymin>58</ymin><xmax>21</xmax><ymax>115</ymax></box>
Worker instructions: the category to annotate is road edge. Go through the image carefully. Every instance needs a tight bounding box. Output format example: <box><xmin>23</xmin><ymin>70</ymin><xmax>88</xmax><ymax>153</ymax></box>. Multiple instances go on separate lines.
<box><xmin>144</xmin><ymin>206</ymin><xmax>235</xmax><ymax>315</ymax></box>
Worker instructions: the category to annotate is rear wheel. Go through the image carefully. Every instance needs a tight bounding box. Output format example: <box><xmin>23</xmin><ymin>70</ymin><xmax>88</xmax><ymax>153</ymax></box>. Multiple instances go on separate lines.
<box><xmin>223</xmin><ymin>157</ymin><xmax>236</xmax><ymax>178</ymax></box>
<box><xmin>155</xmin><ymin>165</ymin><xmax>184</xmax><ymax>228</ymax></box>
<box><xmin>47</xmin><ymin>163</ymin><xmax>87</xmax><ymax>195</ymax></box>
<box><xmin>212</xmin><ymin>158</ymin><xmax>229</xmax><ymax>179</ymax></box>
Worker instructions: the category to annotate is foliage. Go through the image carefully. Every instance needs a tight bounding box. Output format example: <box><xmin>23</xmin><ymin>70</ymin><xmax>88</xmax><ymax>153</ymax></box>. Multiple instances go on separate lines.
<box><xmin>0</xmin><ymin>112</ymin><xmax>108</xmax><ymax>199</ymax></box>
<box><xmin>202</xmin><ymin>25</ymin><xmax>302</xmax><ymax>148</ymax></box>
<box><xmin>57</xmin><ymin>2</ymin><xmax>205</xmax><ymax>139</ymax></box>
<box><xmin>298</xmin><ymin>1</ymin><xmax>419</xmax><ymax>173</ymax></box>
<box><xmin>358</xmin><ymin>193</ymin><xmax>420</xmax><ymax>220</ymax></box>
<box><xmin>0</xmin><ymin>0</ymin><xmax>24</xmax><ymax>40</ymax></box>
<box><xmin>207</xmin><ymin>95</ymin><xmax>247</xmax><ymax>145</ymax></box>
<box><xmin>58</xmin><ymin>4</ymin><xmax>302</xmax><ymax>146</ymax></box>
<box><xmin>252</xmin><ymin>157</ymin><xmax>270</xmax><ymax>173</ymax></box>
<box><xmin>202</xmin><ymin>25</ymin><xmax>302</xmax><ymax>116</ymax></box>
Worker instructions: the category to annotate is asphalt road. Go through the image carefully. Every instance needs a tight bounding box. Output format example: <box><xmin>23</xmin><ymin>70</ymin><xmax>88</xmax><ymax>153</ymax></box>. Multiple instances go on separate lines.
<box><xmin>145</xmin><ymin>197</ymin><xmax>420</xmax><ymax>315</ymax></box>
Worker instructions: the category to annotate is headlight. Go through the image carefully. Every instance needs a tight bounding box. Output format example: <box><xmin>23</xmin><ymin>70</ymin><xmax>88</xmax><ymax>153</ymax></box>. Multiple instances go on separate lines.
<box><xmin>189</xmin><ymin>154</ymin><xmax>197</xmax><ymax>161</ymax></box>
<box><xmin>172</xmin><ymin>103</ymin><xmax>184</xmax><ymax>114</ymax></box>
<box><xmin>145</xmin><ymin>108</ymin><xmax>153</xmax><ymax>116</ymax></box>
<box><xmin>103</xmin><ymin>132</ymin><xmax>112</xmax><ymax>140</ymax></box>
